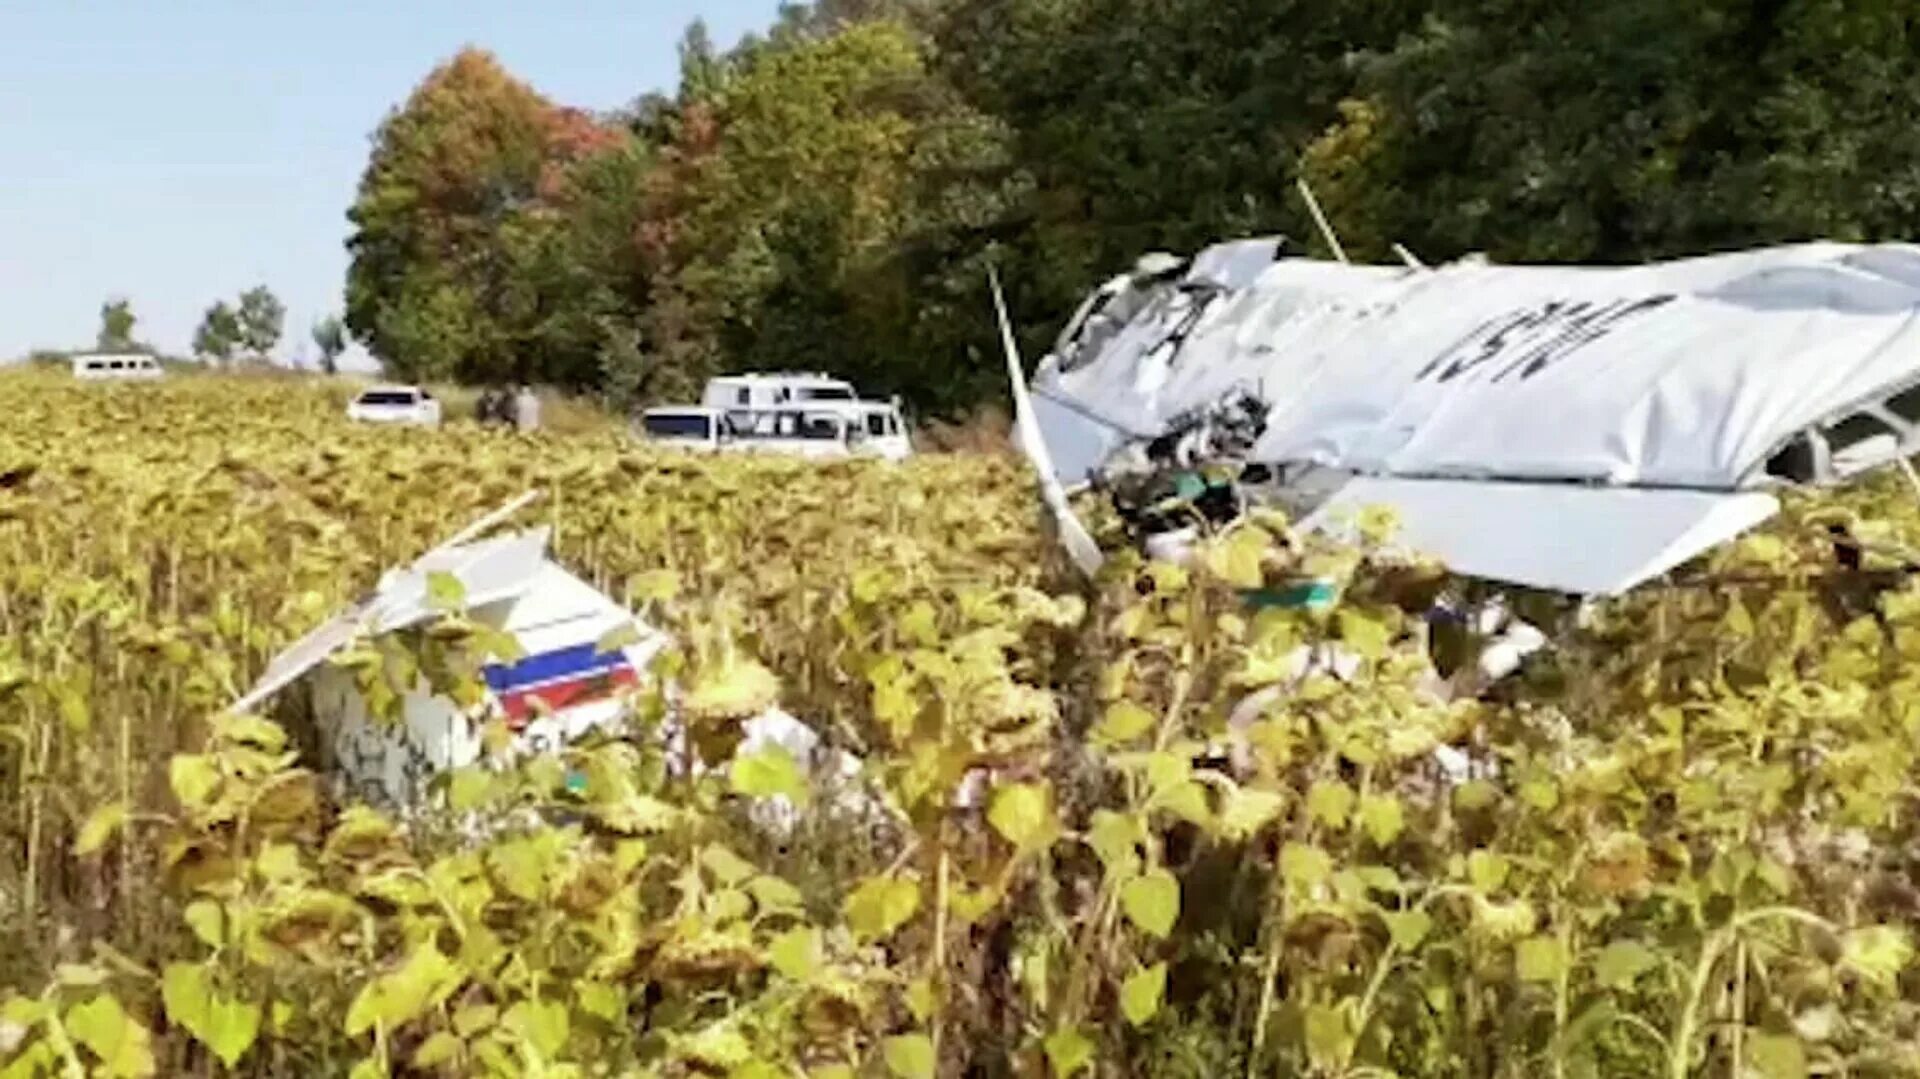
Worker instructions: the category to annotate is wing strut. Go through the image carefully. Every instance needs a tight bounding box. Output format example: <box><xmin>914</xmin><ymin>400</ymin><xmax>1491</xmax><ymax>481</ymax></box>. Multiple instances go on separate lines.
<box><xmin>989</xmin><ymin>268</ymin><xmax>1105</xmax><ymax>578</ymax></box>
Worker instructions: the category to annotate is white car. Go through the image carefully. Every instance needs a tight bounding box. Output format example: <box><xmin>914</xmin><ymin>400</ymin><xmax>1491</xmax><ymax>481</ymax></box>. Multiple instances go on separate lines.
<box><xmin>347</xmin><ymin>385</ymin><xmax>441</xmax><ymax>427</ymax></box>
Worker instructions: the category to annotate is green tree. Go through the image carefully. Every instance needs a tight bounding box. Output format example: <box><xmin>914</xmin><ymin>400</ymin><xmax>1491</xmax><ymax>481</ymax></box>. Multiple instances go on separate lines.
<box><xmin>97</xmin><ymin>298</ymin><xmax>137</xmax><ymax>352</ymax></box>
<box><xmin>236</xmin><ymin>286</ymin><xmax>286</xmax><ymax>361</ymax></box>
<box><xmin>193</xmin><ymin>302</ymin><xmax>240</xmax><ymax>365</ymax></box>
<box><xmin>311</xmin><ymin>316</ymin><xmax>347</xmax><ymax>375</ymax></box>
<box><xmin>344</xmin><ymin>47</ymin><xmax>639</xmax><ymax>387</ymax></box>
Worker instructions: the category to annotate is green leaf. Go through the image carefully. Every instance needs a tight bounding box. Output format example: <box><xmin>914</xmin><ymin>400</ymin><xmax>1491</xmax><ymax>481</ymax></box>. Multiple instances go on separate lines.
<box><xmin>425</xmin><ymin>570</ymin><xmax>466</xmax><ymax>612</ymax></box>
<box><xmin>701</xmin><ymin>844</ymin><xmax>756</xmax><ymax>886</ymax></box>
<box><xmin>768</xmin><ymin>927</ymin><xmax>821</xmax><ymax>981</ymax></box>
<box><xmin>1516</xmin><ymin>935</ymin><xmax>1567</xmax><ymax>983</ymax></box>
<box><xmin>163</xmin><ymin>964</ymin><xmax>260</xmax><ymax>1068</ymax></box>
<box><xmin>1454</xmin><ymin>780</ymin><xmax>1499</xmax><ymax>811</ymax></box>
<box><xmin>1303</xmin><ymin>1003</ymin><xmax>1351</xmax><ymax>1071</ymax></box>
<box><xmin>1086</xmin><ymin>811</ymin><xmax>1141</xmax><ymax>877</ymax></box>
<box><xmin>65</xmin><ymin>994</ymin><xmax>155</xmax><ymax>1077</ymax></box>
<box><xmin>731</xmin><ymin>746</ymin><xmax>809</xmax><ymax>805</ymax></box>
<box><xmin>76</xmin><ymin>802</ymin><xmax>128</xmax><ymax>856</ymax></box>
<box><xmin>844</xmin><ymin>875</ymin><xmax>919</xmax><ymax>940</ymax></box>
<box><xmin>504</xmin><ymin>998</ymin><xmax>569</xmax><ymax>1060</ymax></box>
<box><xmin>413</xmin><ymin>1032</ymin><xmax>463</xmax><ymax>1069</ymax></box>
<box><xmin>1280</xmin><ymin>843</ymin><xmax>1333</xmax><ymax>889</ymax></box>
<box><xmin>1593</xmin><ymin>940</ymin><xmax>1657</xmax><ymax>990</ymax></box>
<box><xmin>576</xmin><ymin>982</ymin><xmax>623</xmax><ymax>1023</ymax></box>
<box><xmin>1307</xmin><ymin>780</ymin><xmax>1354</xmax><ymax>827</ymax></box>
<box><xmin>1120</xmin><ymin>869</ymin><xmax>1180</xmax><ymax>938</ymax></box>
<box><xmin>1467</xmin><ymin>850</ymin><xmax>1510</xmax><ymax>894</ymax></box>
<box><xmin>1337</xmin><ymin>609</ymin><xmax>1391</xmax><ymax>658</ymax></box>
<box><xmin>1356</xmin><ymin>793</ymin><xmax>1404</xmax><ymax>846</ymax></box>
<box><xmin>1120</xmin><ymin>963</ymin><xmax>1167</xmax><ymax>1026</ymax></box>
<box><xmin>748</xmin><ymin>874</ymin><xmax>803</xmax><ymax>913</ymax></box>
<box><xmin>447</xmin><ymin>767</ymin><xmax>497</xmax><ymax>812</ymax></box>
<box><xmin>905</xmin><ymin>978</ymin><xmax>936</xmax><ymax>1023</ymax></box>
<box><xmin>883</xmin><ymin>1033</ymin><xmax>936</xmax><ymax>1079</ymax></box>
<box><xmin>595</xmin><ymin>620</ymin><xmax>643</xmax><ymax>653</ymax></box>
<box><xmin>1384</xmin><ymin>909</ymin><xmax>1433</xmax><ymax>950</ymax></box>
<box><xmin>169</xmin><ymin>755</ymin><xmax>220</xmax><ymax>809</ymax></box>
<box><xmin>1097</xmin><ymin>700</ymin><xmax>1156</xmax><ymax>744</ymax></box>
<box><xmin>988</xmin><ymin>783</ymin><xmax>1054</xmax><ymax>851</ymax></box>
<box><xmin>184</xmin><ymin>900</ymin><xmax>225</xmax><ymax>948</ymax></box>
<box><xmin>344</xmin><ymin>940</ymin><xmax>463</xmax><ymax>1038</ymax></box>
<box><xmin>1215</xmin><ymin>787</ymin><xmax>1283</xmax><ymax>840</ymax></box>
<box><xmin>1841</xmin><ymin>925</ymin><xmax>1914</xmax><ymax>987</ymax></box>
<box><xmin>1042</xmin><ymin>1027</ymin><xmax>1096</xmax><ymax>1077</ymax></box>
<box><xmin>1747</xmin><ymin>1033</ymin><xmax>1807</xmax><ymax>1079</ymax></box>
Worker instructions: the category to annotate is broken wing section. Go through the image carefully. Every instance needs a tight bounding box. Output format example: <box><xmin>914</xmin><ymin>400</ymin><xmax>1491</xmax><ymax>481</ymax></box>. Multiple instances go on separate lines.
<box><xmin>1303</xmin><ymin>478</ymin><xmax>1780</xmax><ymax>596</ymax></box>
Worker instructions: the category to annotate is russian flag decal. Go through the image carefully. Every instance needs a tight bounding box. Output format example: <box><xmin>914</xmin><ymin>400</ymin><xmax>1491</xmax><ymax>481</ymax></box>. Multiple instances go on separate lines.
<box><xmin>482</xmin><ymin>642</ymin><xmax>637</xmax><ymax>726</ymax></box>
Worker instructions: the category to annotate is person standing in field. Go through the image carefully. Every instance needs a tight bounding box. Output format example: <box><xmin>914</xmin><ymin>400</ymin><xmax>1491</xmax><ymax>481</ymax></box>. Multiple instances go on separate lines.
<box><xmin>513</xmin><ymin>384</ymin><xmax>541</xmax><ymax>432</ymax></box>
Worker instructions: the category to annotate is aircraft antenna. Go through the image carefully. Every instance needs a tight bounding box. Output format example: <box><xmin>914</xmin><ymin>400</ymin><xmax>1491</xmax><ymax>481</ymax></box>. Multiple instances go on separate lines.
<box><xmin>1392</xmin><ymin>243</ymin><xmax>1426</xmax><ymax>270</ymax></box>
<box><xmin>1295</xmin><ymin>177</ymin><xmax>1350</xmax><ymax>265</ymax></box>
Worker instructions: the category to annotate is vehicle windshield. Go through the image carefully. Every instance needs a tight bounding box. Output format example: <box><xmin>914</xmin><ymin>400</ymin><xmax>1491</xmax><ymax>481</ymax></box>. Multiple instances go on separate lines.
<box><xmin>356</xmin><ymin>390</ymin><xmax>419</xmax><ymax>406</ymax></box>
<box><xmin>644</xmin><ymin>413</ymin><xmax>714</xmax><ymax>439</ymax></box>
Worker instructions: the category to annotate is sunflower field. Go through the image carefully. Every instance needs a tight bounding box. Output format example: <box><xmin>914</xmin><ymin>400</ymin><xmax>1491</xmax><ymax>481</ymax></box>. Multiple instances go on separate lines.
<box><xmin>2</xmin><ymin>372</ymin><xmax>1920</xmax><ymax>1078</ymax></box>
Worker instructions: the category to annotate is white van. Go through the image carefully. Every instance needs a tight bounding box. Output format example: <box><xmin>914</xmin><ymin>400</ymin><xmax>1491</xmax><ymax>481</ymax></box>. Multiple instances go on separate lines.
<box><xmin>72</xmin><ymin>354</ymin><xmax>163</xmax><ymax>380</ymax></box>
<box><xmin>638</xmin><ymin>406</ymin><xmax>733</xmax><ymax>451</ymax></box>
<box><xmin>703</xmin><ymin>372</ymin><xmax>856</xmax><ymax>428</ymax></box>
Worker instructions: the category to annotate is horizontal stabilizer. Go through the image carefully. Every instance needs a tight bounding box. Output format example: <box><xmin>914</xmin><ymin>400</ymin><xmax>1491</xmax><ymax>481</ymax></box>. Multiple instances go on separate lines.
<box><xmin>1303</xmin><ymin>478</ymin><xmax>1780</xmax><ymax>595</ymax></box>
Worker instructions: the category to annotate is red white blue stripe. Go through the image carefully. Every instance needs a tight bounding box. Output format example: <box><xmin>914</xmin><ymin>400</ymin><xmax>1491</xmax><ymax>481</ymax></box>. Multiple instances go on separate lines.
<box><xmin>483</xmin><ymin>641</ymin><xmax>637</xmax><ymax>725</ymax></box>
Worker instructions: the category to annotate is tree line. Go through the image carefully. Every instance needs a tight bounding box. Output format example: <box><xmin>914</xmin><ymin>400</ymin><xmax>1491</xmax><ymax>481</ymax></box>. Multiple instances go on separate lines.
<box><xmin>46</xmin><ymin>293</ymin><xmax>347</xmax><ymax>374</ymax></box>
<box><xmin>342</xmin><ymin>0</ymin><xmax>1920</xmax><ymax>415</ymax></box>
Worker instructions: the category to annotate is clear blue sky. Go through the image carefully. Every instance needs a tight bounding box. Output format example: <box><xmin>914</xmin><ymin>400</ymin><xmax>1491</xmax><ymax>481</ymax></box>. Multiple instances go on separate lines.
<box><xmin>0</xmin><ymin>1</ymin><xmax>782</xmax><ymax>367</ymax></box>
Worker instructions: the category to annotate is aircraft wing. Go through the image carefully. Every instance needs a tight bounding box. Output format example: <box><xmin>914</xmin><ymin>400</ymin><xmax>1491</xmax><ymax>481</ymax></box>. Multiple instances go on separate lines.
<box><xmin>1026</xmin><ymin>238</ymin><xmax>1920</xmax><ymax>593</ymax></box>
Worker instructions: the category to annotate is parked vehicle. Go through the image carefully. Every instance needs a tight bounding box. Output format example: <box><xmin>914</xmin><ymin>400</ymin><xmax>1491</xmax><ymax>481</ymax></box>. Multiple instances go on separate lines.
<box><xmin>639</xmin><ymin>373</ymin><xmax>913</xmax><ymax>461</ymax></box>
<box><xmin>346</xmin><ymin>385</ymin><xmax>441</xmax><ymax>426</ymax></box>
<box><xmin>71</xmin><ymin>354</ymin><xmax>163</xmax><ymax>380</ymax></box>
<box><xmin>638</xmin><ymin>406</ymin><xmax>733</xmax><ymax>451</ymax></box>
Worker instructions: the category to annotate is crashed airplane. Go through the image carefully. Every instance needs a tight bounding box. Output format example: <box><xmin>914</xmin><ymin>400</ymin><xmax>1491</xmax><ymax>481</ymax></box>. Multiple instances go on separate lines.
<box><xmin>999</xmin><ymin>239</ymin><xmax>1920</xmax><ymax>596</ymax></box>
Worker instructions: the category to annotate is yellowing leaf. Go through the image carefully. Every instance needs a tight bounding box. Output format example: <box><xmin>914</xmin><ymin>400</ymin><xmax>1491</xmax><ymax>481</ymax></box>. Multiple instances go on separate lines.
<box><xmin>988</xmin><ymin>783</ymin><xmax>1054</xmax><ymax>851</ymax></box>
<box><xmin>504</xmin><ymin>998</ymin><xmax>569</xmax><ymax>1060</ymax></box>
<box><xmin>1120</xmin><ymin>870</ymin><xmax>1179</xmax><ymax>938</ymax></box>
<box><xmin>883</xmin><ymin>1033</ymin><xmax>936</xmax><ymax>1079</ymax></box>
<box><xmin>1120</xmin><ymin>963</ymin><xmax>1166</xmax><ymax>1026</ymax></box>
<box><xmin>1280</xmin><ymin>843</ymin><xmax>1333</xmax><ymax>889</ymax></box>
<box><xmin>162</xmin><ymin>964</ymin><xmax>260</xmax><ymax>1068</ymax></box>
<box><xmin>1467</xmin><ymin>850</ymin><xmax>1510</xmax><ymax>894</ymax></box>
<box><xmin>169</xmin><ymin>755</ymin><xmax>220</xmax><ymax>809</ymax></box>
<box><xmin>1307</xmin><ymin>780</ymin><xmax>1354</xmax><ymax>827</ymax></box>
<box><xmin>1216</xmin><ymin>787</ymin><xmax>1284</xmax><ymax>840</ymax></box>
<box><xmin>1043</xmin><ymin>1027</ymin><xmax>1096</xmax><ymax>1077</ymax></box>
<box><xmin>1747</xmin><ymin>1032</ymin><xmax>1807</xmax><ymax>1079</ymax></box>
<box><xmin>700</xmin><ymin>844</ymin><xmax>756</xmax><ymax>886</ymax></box>
<box><xmin>425</xmin><ymin>570</ymin><xmax>466</xmax><ymax>611</ymax></box>
<box><xmin>65</xmin><ymin>994</ymin><xmax>155</xmax><ymax>1077</ymax></box>
<box><xmin>1384</xmin><ymin>909</ymin><xmax>1433</xmax><ymax>950</ymax></box>
<box><xmin>1097</xmin><ymin>700</ymin><xmax>1156</xmax><ymax>744</ymax></box>
<box><xmin>184</xmin><ymin>900</ymin><xmax>225</xmax><ymax>948</ymax></box>
<box><xmin>75</xmin><ymin>802</ymin><xmax>127</xmax><ymax>856</ymax></box>
<box><xmin>1515</xmin><ymin>935</ymin><xmax>1567</xmax><ymax>983</ymax></box>
<box><xmin>413</xmin><ymin>1031</ymin><xmax>463</xmax><ymax>1069</ymax></box>
<box><xmin>844</xmin><ymin>875</ymin><xmax>919</xmax><ymax>940</ymax></box>
<box><xmin>1593</xmin><ymin>940</ymin><xmax>1657</xmax><ymax>989</ymax></box>
<box><xmin>1356</xmin><ymin>793</ymin><xmax>1405</xmax><ymax>846</ymax></box>
<box><xmin>768</xmin><ymin>927</ymin><xmax>821</xmax><ymax>982</ymax></box>
<box><xmin>731</xmin><ymin>745</ymin><xmax>809</xmax><ymax>805</ymax></box>
<box><xmin>1841</xmin><ymin>925</ymin><xmax>1914</xmax><ymax>987</ymax></box>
